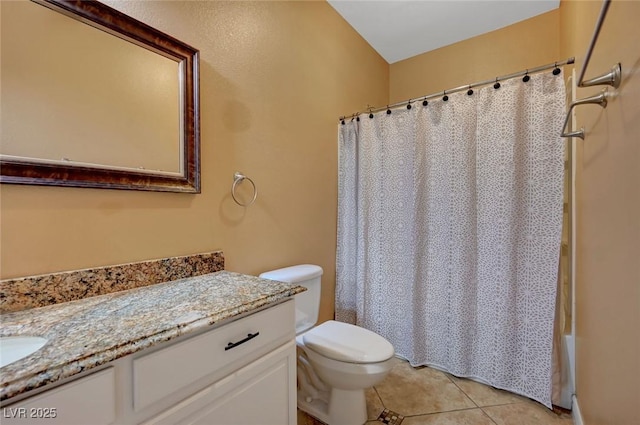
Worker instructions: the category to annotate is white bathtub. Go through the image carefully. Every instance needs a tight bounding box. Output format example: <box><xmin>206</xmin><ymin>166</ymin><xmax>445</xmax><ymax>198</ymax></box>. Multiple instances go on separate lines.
<box><xmin>557</xmin><ymin>334</ymin><xmax>575</xmax><ymax>410</ymax></box>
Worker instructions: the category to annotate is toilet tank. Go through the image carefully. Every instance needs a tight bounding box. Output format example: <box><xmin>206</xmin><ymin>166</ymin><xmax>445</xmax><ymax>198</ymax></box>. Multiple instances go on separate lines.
<box><xmin>259</xmin><ymin>264</ymin><xmax>323</xmax><ymax>334</ymax></box>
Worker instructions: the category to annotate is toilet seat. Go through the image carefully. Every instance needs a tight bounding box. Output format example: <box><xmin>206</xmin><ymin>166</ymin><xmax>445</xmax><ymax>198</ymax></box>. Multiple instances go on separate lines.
<box><xmin>302</xmin><ymin>320</ymin><xmax>394</xmax><ymax>364</ymax></box>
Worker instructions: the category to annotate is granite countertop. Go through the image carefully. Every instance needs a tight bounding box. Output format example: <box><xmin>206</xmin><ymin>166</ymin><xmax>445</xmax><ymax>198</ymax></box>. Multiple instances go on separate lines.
<box><xmin>0</xmin><ymin>271</ymin><xmax>304</xmax><ymax>401</ymax></box>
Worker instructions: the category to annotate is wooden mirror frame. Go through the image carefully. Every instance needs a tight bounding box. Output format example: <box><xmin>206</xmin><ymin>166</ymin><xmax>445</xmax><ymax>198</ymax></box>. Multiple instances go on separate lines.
<box><xmin>0</xmin><ymin>0</ymin><xmax>200</xmax><ymax>193</ymax></box>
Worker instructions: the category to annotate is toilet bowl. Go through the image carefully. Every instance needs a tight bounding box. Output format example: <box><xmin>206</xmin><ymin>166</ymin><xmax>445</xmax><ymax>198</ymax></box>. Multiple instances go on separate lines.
<box><xmin>260</xmin><ymin>265</ymin><xmax>394</xmax><ymax>425</ymax></box>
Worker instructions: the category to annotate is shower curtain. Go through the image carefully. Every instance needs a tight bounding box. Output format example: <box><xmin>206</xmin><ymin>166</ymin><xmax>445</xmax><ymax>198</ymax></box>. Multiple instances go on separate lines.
<box><xmin>336</xmin><ymin>72</ymin><xmax>565</xmax><ymax>408</ymax></box>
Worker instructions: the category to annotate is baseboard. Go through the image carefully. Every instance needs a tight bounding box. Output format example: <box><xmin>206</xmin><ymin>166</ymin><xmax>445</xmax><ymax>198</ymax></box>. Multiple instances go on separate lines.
<box><xmin>573</xmin><ymin>395</ymin><xmax>584</xmax><ymax>425</ymax></box>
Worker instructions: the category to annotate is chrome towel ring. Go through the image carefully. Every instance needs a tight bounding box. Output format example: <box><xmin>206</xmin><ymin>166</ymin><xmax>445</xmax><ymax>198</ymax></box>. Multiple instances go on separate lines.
<box><xmin>231</xmin><ymin>171</ymin><xmax>257</xmax><ymax>207</ymax></box>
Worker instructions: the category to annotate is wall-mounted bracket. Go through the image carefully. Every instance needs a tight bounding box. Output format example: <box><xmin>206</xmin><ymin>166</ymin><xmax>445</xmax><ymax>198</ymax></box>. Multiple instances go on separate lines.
<box><xmin>580</xmin><ymin>63</ymin><xmax>621</xmax><ymax>89</ymax></box>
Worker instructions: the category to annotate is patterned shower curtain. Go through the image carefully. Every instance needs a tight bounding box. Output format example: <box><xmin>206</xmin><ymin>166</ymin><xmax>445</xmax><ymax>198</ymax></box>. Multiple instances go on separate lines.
<box><xmin>336</xmin><ymin>72</ymin><xmax>565</xmax><ymax>407</ymax></box>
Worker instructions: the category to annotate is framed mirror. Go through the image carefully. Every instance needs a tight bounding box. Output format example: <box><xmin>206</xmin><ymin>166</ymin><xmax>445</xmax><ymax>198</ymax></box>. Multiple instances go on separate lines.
<box><xmin>0</xmin><ymin>0</ymin><xmax>200</xmax><ymax>193</ymax></box>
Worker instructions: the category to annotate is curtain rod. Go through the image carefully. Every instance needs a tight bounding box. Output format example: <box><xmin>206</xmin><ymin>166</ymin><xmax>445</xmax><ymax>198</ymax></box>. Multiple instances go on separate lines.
<box><xmin>339</xmin><ymin>57</ymin><xmax>575</xmax><ymax>121</ymax></box>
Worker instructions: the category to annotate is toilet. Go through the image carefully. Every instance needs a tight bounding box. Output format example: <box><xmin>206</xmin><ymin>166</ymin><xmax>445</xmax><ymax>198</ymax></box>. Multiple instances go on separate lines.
<box><xmin>260</xmin><ymin>265</ymin><xmax>394</xmax><ymax>425</ymax></box>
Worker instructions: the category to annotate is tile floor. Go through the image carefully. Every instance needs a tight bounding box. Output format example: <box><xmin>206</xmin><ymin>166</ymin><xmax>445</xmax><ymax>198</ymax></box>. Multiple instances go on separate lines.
<box><xmin>298</xmin><ymin>357</ymin><xmax>573</xmax><ymax>425</ymax></box>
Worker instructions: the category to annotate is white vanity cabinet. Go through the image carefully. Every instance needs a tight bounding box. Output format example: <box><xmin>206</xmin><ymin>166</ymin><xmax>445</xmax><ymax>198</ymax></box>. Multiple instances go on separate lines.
<box><xmin>1</xmin><ymin>299</ymin><xmax>297</xmax><ymax>425</ymax></box>
<box><xmin>142</xmin><ymin>341</ymin><xmax>295</xmax><ymax>425</ymax></box>
<box><xmin>134</xmin><ymin>300</ymin><xmax>297</xmax><ymax>425</ymax></box>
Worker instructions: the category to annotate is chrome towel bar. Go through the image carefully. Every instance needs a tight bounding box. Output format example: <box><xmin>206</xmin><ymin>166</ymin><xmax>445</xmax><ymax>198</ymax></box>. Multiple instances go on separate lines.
<box><xmin>561</xmin><ymin>90</ymin><xmax>609</xmax><ymax>140</ymax></box>
<box><xmin>560</xmin><ymin>0</ymin><xmax>622</xmax><ymax>139</ymax></box>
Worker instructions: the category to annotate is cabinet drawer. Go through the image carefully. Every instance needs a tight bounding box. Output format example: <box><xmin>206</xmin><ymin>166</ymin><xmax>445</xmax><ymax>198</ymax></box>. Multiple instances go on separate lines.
<box><xmin>133</xmin><ymin>300</ymin><xmax>294</xmax><ymax>411</ymax></box>
<box><xmin>2</xmin><ymin>368</ymin><xmax>115</xmax><ymax>425</ymax></box>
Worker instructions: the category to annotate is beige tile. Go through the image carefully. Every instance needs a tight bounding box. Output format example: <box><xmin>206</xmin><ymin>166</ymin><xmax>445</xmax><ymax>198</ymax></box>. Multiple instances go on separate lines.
<box><xmin>402</xmin><ymin>408</ymin><xmax>496</xmax><ymax>425</ymax></box>
<box><xmin>448</xmin><ymin>375</ymin><xmax>528</xmax><ymax>407</ymax></box>
<box><xmin>366</xmin><ymin>387</ymin><xmax>386</xmax><ymax>420</ymax></box>
<box><xmin>483</xmin><ymin>402</ymin><xmax>573</xmax><ymax>425</ymax></box>
<box><xmin>374</xmin><ymin>359</ymin><xmax>476</xmax><ymax>416</ymax></box>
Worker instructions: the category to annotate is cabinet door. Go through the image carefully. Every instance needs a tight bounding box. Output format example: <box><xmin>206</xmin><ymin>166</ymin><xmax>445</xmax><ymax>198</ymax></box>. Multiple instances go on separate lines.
<box><xmin>142</xmin><ymin>341</ymin><xmax>296</xmax><ymax>425</ymax></box>
<box><xmin>1</xmin><ymin>368</ymin><xmax>115</xmax><ymax>425</ymax></box>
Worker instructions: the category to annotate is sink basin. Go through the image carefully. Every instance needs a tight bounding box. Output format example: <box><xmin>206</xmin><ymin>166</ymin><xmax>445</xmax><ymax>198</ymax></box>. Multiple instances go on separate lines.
<box><xmin>0</xmin><ymin>336</ymin><xmax>48</xmax><ymax>368</ymax></box>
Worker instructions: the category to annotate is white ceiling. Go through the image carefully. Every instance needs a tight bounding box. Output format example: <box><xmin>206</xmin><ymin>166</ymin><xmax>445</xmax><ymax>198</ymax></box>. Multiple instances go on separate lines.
<box><xmin>327</xmin><ymin>1</ymin><xmax>560</xmax><ymax>64</ymax></box>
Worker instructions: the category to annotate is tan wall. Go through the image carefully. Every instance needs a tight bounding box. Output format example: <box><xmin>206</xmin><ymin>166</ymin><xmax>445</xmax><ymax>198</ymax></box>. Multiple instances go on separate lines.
<box><xmin>0</xmin><ymin>0</ymin><xmax>389</xmax><ymax>323</ymax></box>
<box><xmin>389</xmin><ymin>10</ymin><xmax>560</xmax><ymax>103</ymax></box>
<box><xmin>559</xmin><ymin>1</ymin><xmax>640</xmax><ymax>423</ymax></box>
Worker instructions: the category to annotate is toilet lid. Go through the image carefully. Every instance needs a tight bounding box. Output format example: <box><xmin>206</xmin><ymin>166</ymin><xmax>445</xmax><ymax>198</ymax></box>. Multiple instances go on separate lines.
<box><xmin>302</xmin><ymin>320</ymin><xmax>394</xmax><ymax>364</ymax></box>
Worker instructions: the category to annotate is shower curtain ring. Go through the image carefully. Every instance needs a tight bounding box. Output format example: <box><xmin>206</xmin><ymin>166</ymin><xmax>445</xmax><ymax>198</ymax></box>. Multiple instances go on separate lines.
<box><xmin>523</xmin><ymin>70</ymin><xmax>530</xmax><ymax>82</ymax></box>
<box><xmin>442</xmin><ymin>90</ymin><xmax>449</xmax><ymax>102</ymax></box>
<box><xmin>386</xmin><ymin>106</ymin><xmax>391</xmax><ymax>115</ymax></box>
<box><xmin>422</xmin><ymin>97</ymin><xmax>428</xmax><ymax>106</ymax></box>
<box><xmin>407</xmin><ymin>100</ymin><xmax>412</xmax><ymax>110</ymax></box>
<box><xmin>494</xmin><ymin>78</ymin><xmax>501</xmax><ymax>89</ymax></box>
<box><xmin>467</xmin><ymin>85</ymin><xmax>474</xmax><ymax>96</ymax></box>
